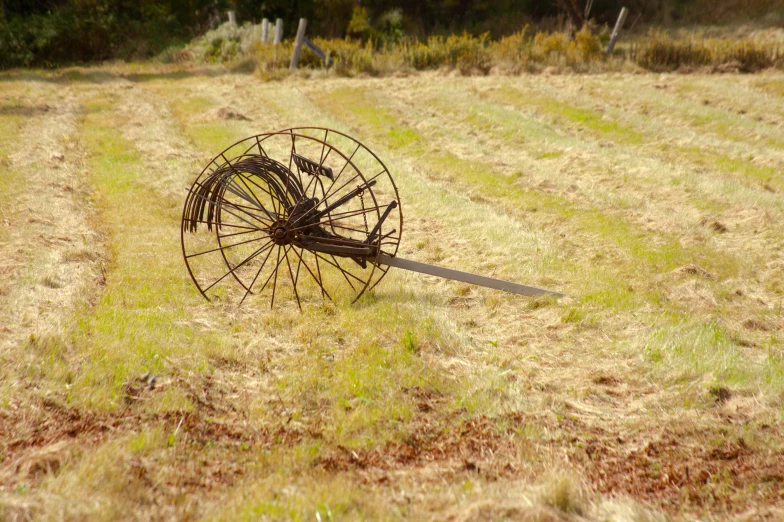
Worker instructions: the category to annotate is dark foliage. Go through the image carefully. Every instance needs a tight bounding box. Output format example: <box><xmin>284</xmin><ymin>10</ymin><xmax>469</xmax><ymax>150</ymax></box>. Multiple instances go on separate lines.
<box><xmin>0</xmin><ymin>0</ymin><xmax>766</xmax><ymax>69</ymax></box>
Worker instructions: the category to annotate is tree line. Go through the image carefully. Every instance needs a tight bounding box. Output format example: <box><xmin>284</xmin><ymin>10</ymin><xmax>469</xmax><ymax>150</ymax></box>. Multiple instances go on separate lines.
<box><xmin>0</xmin><ymin>0</ymin><xmax>729</xmax><ymax>68</ymax></box>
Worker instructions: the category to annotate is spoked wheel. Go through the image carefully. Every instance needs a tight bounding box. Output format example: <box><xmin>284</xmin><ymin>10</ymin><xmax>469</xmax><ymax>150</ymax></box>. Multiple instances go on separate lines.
<box><xmin>181</xmin><ymin>127</ymin><xmax>402</xmax><ymax>308</ymax></box>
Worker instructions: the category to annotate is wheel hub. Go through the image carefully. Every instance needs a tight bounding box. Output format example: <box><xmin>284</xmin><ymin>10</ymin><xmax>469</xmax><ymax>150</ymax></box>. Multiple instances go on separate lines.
<box><xmin>270</xmin><ymin>219</ymin><xmax>294</xmax><ymax>245</ymax></box>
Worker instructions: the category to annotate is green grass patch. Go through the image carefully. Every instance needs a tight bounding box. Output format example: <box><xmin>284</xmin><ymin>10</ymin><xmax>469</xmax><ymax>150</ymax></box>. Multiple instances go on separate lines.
<box><xmin>495</xmin><ymin>82</ymin><xmax>783</xmax><ymax>193</ymax></box>
<box><xmin>60</xmin><ymin>95</ymin><xmax>232</xmax><ymax>409</ymax></box>
<box><xmin>643</xmin><ymin>315</ymin><xmax>784</xmax><ymax>393</ymax></box>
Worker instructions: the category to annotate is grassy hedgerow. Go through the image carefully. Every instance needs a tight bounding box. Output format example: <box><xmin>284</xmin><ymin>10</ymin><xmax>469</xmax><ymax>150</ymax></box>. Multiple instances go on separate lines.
<box><xmin>178</xmin><ymin>21</ymin><xmax>783</xmax><ymax>76</ymax></box>
<box><xmin>635</xmin><ymin>30</ymin><xmax>782</xmax><ymax>72</ymax></box>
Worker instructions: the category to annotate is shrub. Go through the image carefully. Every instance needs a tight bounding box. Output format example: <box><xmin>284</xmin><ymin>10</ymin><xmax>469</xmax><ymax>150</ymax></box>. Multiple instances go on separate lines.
<box><xmin>316</xmin><ymin>38</ymin><xmax>378</xmax><ymax>76</ymax></box>
<box><xmin>405</xmin><ymin>33</ymin><xmax>491</xmax><ymax>74</ymax></box>
<box><xmin>492</xmin><ymin>26</ymin><xmax>532</xmax><ymax>71</ymax></box>
<box><xmin>635</xmin><ymin>31</ymin><xmax>779</xmax><ymax>72</ymax></box>
<box><xmin>636</xmin><ymin>32</ymin><xmax>713</xmax><ymax>71</ymax></box>
<box><xmin>569</xmin><ymin>25</ymin><xmax>603</xmax><ymax>62</ymax></box>
<box><xmin>716</xmin><ymin>40</ymin><xmax>777</xmax><ymax>72</ymax></box>
<box><xmin>533</xmin><ymin>31</ymin><xmax>570</xmax><ymax>57</ymax></box>
<box><xmin>188</xmin><ymin>22</ymin><xmax>265</xmax><ymax>63</ymax></box>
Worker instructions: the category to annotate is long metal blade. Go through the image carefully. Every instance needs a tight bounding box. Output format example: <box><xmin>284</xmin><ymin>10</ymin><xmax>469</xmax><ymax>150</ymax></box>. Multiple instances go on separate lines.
<box><xmin>377</xmin><ymin>254</ymin><xmax>563</xmax><ymax>297</ymax></box>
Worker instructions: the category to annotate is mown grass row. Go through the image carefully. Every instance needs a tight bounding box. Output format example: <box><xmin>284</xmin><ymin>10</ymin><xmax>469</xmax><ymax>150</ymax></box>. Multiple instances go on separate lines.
<box><xmin>298</xmin><ymin>81</ymin><xmax>783</xmax><ymax>394</ymax></box>
<box><xmin>307</xmin><ymin>84</ymin><xmax>739</xmax><ymax>296</ymax></box>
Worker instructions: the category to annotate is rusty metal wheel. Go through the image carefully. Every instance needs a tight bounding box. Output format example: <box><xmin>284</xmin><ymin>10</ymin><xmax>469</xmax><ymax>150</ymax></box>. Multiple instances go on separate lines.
<box><xmin>181</xmin><ymin>127</ymin><xmax>402</xmax><ymax>308</ymax></box>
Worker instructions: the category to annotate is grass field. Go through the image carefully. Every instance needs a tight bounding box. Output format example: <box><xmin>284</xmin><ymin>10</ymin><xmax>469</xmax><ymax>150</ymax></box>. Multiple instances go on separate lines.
<box><xmin>0</xmin><ymin>65</ymin><xmax>783</xmax><ymax>521</ymax></box>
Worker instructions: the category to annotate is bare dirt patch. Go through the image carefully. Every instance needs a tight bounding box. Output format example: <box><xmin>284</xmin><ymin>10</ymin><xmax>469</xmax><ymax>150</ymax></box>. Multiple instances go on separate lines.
<box><xmin>570</xmin><ymin>421</ymin><xmax>784</xmax><ymax>517</ymax></box>
<box><xmin>316</xmin><ymin>411</ymin><xmax>530</xmax><ymax>483</ymax></box>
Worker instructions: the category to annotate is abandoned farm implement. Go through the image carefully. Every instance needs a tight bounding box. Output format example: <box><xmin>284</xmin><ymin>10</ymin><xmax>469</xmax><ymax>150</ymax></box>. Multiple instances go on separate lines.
<box><xmin>181</xmin><ymin>127</ymin><xmax>562</xmax><ymax>308</ymax></box>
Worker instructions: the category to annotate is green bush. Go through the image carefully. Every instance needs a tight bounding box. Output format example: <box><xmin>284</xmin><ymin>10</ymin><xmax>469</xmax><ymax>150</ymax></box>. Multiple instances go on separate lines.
<box><xmin>0</xmin><ymin>5</ymin><xmax>187</xmax><ymax>69</ymax></box>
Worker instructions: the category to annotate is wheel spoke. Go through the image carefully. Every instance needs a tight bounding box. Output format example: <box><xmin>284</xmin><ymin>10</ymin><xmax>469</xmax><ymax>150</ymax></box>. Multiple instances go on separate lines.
<box><xmin>203</xmin><ymin>242</ymin><xmax>275</xmax><ymax>294</ymax></box>
<box><xmin>290</xmin><ymin>246</ymin><xmax>331</xmax><ymax>300</ymax></box>
<box><xmin>284</xmin><ymin>247</ymin><xmax>301</xmax><ymax>310</ymax></box>
<box><xmin>239</xmin><ymin>243</ymin><xmax>277</xmax><ymax>306</ymax></box>
<box><xmin>269</xmin><ymin>246</ymin><xmax>283</xmax><ymax>309</ymax></box>
<box><xmin>255</xmin><ymin>136</ymin><xmax>269</xmax><ymax>157</ymax></box>
<box><xmin>184</xmin><ymin>219</ymin><xmax>257</xmax><ymax>231</ymax></box>
<box><xmin>319</xmin><ymin>143</ymin><xmax>360</xmax><ymax>201</ymax></box>
<box><xmin>314</xmin><ymin>251</ymin><xmax>326</xmax><ymax>298</ymax></box>
<box><xmin>217</xmin><ymin>227</ymin><xmax>267</xmax><ymax>240</ymax></box>
<box><xmin>186</xmin><ymin>235</ymin><xmax>271</xmax><ymax>259</ymax></box>
<box><xmin>315</xmin><ymin>252</ymin><xmax>367</xmax><ymax>287</ymax></box>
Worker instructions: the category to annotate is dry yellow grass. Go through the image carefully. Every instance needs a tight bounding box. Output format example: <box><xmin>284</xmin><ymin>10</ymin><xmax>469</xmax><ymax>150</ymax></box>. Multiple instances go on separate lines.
<box><xmin>0</xmin><ymin>65</ymin><xmax>782</xmax><ymax>521</ymax></box>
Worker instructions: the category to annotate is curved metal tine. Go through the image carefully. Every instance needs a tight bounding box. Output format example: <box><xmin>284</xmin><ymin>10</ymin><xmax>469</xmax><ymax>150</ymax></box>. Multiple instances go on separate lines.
<box><xmin>220</xmin><ymin>165</ymin><xmax>264</xmax><ymax>207</ymax></box>
<box><xmin>212</xmin><ymin>156</ymin><xmax>284</xmax><ymax>207</ymax></box>
<box><xmin>187</xmin><ymin>188</ymin><xmax>266</xmax><ymax>231</ymax></box>
<box><xmin>225</xmin><ymin>173</ymin><xmax>278</xmax><ymax>222</ymax></box>
<box><xmin>227</xmin><ymin>169</ymin><xmax>277</xmax><ymax>215</ymax></box>
<box><xmin>216</xmin><ymin>165</ymin><xmax>277</xmax><ymax>222</ymax></box>
<box><xmin>212</xmin><ymin>154</ymin><xmax>280</xmax><ymax>221</ymax></box>
<box><xmin>238</xmin><ymin>243</ymin><xmax>278</xmax><ymax>306</ymax></box>
<box><xmin>202</xmin><ymin>241</ymin><xmax>275</xmax><ymax>294</ymax></box>
<box><xmin>214</xmin><ymin>190</ymin><xmax>270</xmax><ymax>227</ymax></box>
<box><xmin>212</xmin><ymin>193</ymin><xmax>271</xmax><ymax>231</ymax></box>
<box><xmin>237</xmin><ymin>169</ymin><xmax>283</xmax><ymax>217</ymax></box>
<box><xmin>187</xmin><ymin>176</ymin><xmax>269</xmax><ymax>227</ymax></box>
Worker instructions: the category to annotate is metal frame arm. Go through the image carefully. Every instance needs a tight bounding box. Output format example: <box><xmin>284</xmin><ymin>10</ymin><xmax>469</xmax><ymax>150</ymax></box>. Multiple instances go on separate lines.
<box><xmin>377</xmin><ymin>254</ymin><xmax>563</xmax><ymax>297</ymax></box>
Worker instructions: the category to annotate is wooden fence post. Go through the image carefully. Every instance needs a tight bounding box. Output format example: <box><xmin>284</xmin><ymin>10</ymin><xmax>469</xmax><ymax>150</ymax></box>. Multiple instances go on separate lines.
<box><xmin>227</xmin><ymin>10</ymin><xmax>236</xmax><ymax>24</ymax></box>
<box><xmin>289</xmin><ymin>18</ymin><xmax>307</xmax><ymax>70</ymax></box>
<box><xmin>304</xmin><ymin>37</ymin><xmax>333</xmax><ymax>67</ymax></box>
<box><xmin>261</xmin><ymin>18</ymin><xmax>269</xmax><ymax>42</ymax></box>
<box><xmin>273</xmin><ymin>18</ymin><xmax>283</xmax><ymax>45</ymax></box>
<box><xmin>604</xmin><ymin>7</ymin><xmax>628</xmax><ymax>58</ymax></box>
